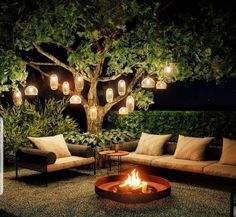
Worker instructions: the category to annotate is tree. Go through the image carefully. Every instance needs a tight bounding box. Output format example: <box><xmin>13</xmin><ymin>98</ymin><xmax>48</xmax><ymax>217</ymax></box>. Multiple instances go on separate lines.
<box><xmin>0</xmin><ymin>0</ymin><xmax>236</xmax><ymax>133</ymax></box>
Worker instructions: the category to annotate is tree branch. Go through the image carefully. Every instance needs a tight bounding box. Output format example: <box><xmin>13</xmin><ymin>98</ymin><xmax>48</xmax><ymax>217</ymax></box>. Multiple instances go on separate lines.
<box><xmin>98</xmin><ymin>73</ymin><xmax>123</xmax><ymax>82</ymax></box>
<box><xmin>29</xmin><ymin>61</ymin><xmax>58</xmax><ymax>66</ymax></box>
<box><xmin>32</xmin><ymin>42</ymin><xmax>90</xmax><ymax>82</ymax></box>
<box><xmin>49</xmin><ymin>40</ymin><xmax>75</xmax><ymax>53</ymax></box>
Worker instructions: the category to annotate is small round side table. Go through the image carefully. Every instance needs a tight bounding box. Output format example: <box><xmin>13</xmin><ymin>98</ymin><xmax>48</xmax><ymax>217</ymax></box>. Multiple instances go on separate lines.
<box><xmin>99</xmin><ymin>150</ymin><xmax>129</xmax><ymax>175</ymax></box>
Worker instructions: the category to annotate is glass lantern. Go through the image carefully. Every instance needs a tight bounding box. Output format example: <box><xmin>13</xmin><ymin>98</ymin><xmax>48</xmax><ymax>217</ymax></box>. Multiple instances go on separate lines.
<box><xmin>62</xmin><ymin>81</ymin><xmax>70</xmax><ymax>95</ymax></box>
<box><xmin>75</xmin><ymin>76</ymin><xmax>84</xmax><ymax>92</ymax></box>
<box><xmin>118</xmin><ymin>80</ymin><xmax>126</xmax><ymax>96</ymax></box>
<box><xmin>141</xmin><ymin>77</ymin><xmax>155</xmax><ymax>88</ymax></box>
<box><xmin>25</xmin><ymin>85</ymin><xmax>38</xmax><ymax>96</ymax></box>
<box><xmin>126</xmin><ymin>96</ymin><xmax>135</xmax><ymax>112</ymax></box>
<box><xmin>90</xmin><ymin>106</ymin><xmax>98</xmax><ymax>120</ymax></box>
<box><xmin>50</xmin><ymin>74</ymin><xmax>58</xmax><ymax>90</ymax></box>
<box><xmin>106</xmin><ymin>88</ymin><xmax>113</xmax><ymax>103</ymax></box>
<box><xmin>118</xmin><ymin>107</ymin><xmax>128</xmax><ymax>115</ymax></box>
<box><xmin>13</xmin><ymin>90</ymin><xmax>22</xmax><ymax>106</ymax></box>
<box><xmin>156</xmin><ymin>81</ymin><xmax>167</xmax><ymax>89</ymax></box>
<box><xmin>69</xmin><ymin>95</ymin><xmax>82</xmax><ymax>104</ymax></box>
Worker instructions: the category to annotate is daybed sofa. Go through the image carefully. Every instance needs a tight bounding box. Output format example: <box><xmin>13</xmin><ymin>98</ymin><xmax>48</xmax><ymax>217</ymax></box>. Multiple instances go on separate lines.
<box><xmin>114</xmin><ymin>135</ymin><xmax>236</xmax><ymax>180</ymax></box>
<box><xmin>16</xmin><ymin>135</ymin><xmax>96</xmax><ymax>186</ymax></box>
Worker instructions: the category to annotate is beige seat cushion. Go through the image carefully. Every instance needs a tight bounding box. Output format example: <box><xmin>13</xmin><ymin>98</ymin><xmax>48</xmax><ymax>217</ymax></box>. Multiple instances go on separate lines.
<box><xmin>28</xmin><ymin>134</ymin><xmax>71</xmax><ymax>158</ymax></box>
<box><xmin>47</xmin><ymin>156</ymin><xmax>95</xmax><ymax>172</ymax></box>
<box><xmin>151</xmin><ymin>155</ymin><xmax>216</xmax><ymax>173</ymax></box>
<box><xmin>135</xmin><ymin>133</ymin><xmax>172</xmax><ymax>156</ymax></box>
<box><xmin>203</xmin><ymin>163</ymin><xmax>236</xmax><ymax>179</ymax></box>
<box><xmin>174</xmin><ymin>135</ymin><xmax>214</xmax><ymax>161</ymax></box>
<box><xmin>220</xmin><ymin>138</ymin><xmax>236</xmax><ymax>165</ymax></box>
<box><xmin>112</xmin><ymin>152</ymin><xmax>163</xmax><ymax>166</ymax></box>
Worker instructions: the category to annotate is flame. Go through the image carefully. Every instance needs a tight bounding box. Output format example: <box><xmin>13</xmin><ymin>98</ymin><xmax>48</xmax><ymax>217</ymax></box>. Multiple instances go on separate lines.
<box><xmin>119</xmin><ymin>169</ymin><xmax>147</xmax><ymax>191</ymax></box>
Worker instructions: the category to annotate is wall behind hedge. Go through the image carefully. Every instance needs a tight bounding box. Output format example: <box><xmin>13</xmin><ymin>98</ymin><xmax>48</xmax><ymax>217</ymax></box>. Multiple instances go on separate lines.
<box><xmin>105</xmin><ymin>111</ymin><xmax>236</xmax><ymax>145</ymax></box>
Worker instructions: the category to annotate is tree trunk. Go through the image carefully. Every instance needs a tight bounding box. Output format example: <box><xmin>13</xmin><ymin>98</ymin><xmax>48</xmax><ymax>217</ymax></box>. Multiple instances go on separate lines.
<box><xmin>86</xmin><ymin>106</ymin><xmax>106</xmax><ymax>133</ymax></box>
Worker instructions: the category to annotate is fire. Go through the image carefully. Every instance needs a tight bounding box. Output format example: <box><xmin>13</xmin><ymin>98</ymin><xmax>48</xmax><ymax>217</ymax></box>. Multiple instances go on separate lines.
<box><xmin>119</xmin><ymin>169</ymin><xmax>147</xmax><ymax>193</ymax></box>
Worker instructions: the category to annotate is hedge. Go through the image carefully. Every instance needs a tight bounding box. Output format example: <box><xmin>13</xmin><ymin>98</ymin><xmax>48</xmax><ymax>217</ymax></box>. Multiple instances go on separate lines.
<box><xmin>105</xmin><ymin>111</ymin><xmax>236</xmax><ymax>145</ymax></box>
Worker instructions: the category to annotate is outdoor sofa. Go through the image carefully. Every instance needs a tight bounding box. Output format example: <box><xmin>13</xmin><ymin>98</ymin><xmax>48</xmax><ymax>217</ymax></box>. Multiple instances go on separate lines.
<box><xmin>16</xmin><ymin>135</ymin><xmax>96</xmax><ymax>186</ymax></box>
<box><xmin>113</xmin><ymin>134</ymin><xmax>236</xmax><ymax>180</ymax></box>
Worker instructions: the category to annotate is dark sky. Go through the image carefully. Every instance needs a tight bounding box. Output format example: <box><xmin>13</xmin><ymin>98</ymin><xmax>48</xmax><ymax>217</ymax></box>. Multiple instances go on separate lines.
<box><xmin>149</xmin><ymin>78</ymin><xmax>236</xmax><ymax>110</ymax></box>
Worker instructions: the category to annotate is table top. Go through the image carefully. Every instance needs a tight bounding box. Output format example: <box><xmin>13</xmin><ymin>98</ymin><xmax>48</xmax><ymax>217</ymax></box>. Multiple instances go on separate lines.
<box><xmin>99</xmin><ymin>150</ymin><xmax>129</xmax><ymax>156</ymax></box>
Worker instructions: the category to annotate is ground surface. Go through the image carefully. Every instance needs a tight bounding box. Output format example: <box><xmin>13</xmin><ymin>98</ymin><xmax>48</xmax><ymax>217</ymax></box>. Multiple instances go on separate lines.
<box><xmin>0</xmin><ymin>167</ymin><xmax>231</xmax><ymax>217</ymax></box>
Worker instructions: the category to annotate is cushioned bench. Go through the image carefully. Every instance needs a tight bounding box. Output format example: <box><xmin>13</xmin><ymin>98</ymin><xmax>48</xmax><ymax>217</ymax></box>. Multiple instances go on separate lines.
<box><xmin>114</xmin><ymin>140</ymin><xmax>236</xmax><ymax>179</ymax></box>
<box><xmin>16</xmin><ymin>144</ymin><xmax>96</xmax><ymax>186</ymax></box>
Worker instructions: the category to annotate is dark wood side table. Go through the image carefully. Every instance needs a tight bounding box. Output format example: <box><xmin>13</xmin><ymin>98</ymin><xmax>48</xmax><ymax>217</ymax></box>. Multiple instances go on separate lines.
<box><xmin>99</xmin><ymin>150</ymin><xmax>129</xmax><ymax>175</ymax></box>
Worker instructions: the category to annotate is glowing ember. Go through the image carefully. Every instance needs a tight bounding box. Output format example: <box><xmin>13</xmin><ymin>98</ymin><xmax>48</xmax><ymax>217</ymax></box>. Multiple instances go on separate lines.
<box><xmin>119</xmin><ymin>169</ymin><xmax>148</xmax><ymax>193</ymax></box>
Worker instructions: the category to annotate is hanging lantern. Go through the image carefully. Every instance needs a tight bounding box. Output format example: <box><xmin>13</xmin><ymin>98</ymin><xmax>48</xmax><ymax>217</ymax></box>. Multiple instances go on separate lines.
<box><xmin>106</xmin><ymin>88</ymin><xmax>113</xmax><ymax>103</ymax></box>
<box><xmin>141</xmin><ymin>77</ymin><xmax>155</xmax><ymax>88</ymax></box>
<box><xmin>118</xmin><ymin>107</ymin><xmax>128</xmax><ymax>115</ymax></box>
<box><xmin>25</xmin><ymin>85</ymin><xmax>38</xmax><ymax>96</ymax></box>
<box><xmin>50</xmin><ymin>74</ymin><xmax>58</xmax><ymax>90</ymax></box>
<box><xmin>118</xmin><ymin>80</ymin><xmax>126</xmax><ymax>96</ymax></box>
<box><xmin>156</xmin><ymin>81</ymin><xmax>167</xmax><ymax>89</ymax></box>
<box><xmin>164</xmin><ymin>65</ymin><xmax>173</xmax><ymax>75</ymax></box>
<box><xmin>90</xmin><ymin>106</ymin><xmax>97</xmax><ymax>120</ymax></box>
<box><xmin>69</xmin><ymin>95</ymin><xmax>82</xmax><ymax>104</ymax></box>
<box><xmin>126</xmin><ymin>96</ymin><xmax>135</xmax><ymax>112</ymax></box>
<box><xmin>75</xmin><ymin>76</ymin><xmax>84</xmax><ymax>92</ymax></box>
<box><xmin>13</xmin><ymin>90</ymin><xmax>22</xmax><ymax>106</ymax></box>
<box><xmin>62</xmin><ymin>81</ymin><xmax>70</xmax><ymax>95</ymax></box>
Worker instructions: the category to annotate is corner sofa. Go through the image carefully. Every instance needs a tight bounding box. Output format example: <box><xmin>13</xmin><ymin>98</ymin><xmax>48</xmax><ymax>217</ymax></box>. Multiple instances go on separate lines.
<box><xmin>115</xmin><ymin>140</ymin><xmax>236</xmax><ymax>180</ymax></box>
<box><xmin>16</xmin><ymin>144</ymin><xmax>96</xmax><ymax>186</ymax></box>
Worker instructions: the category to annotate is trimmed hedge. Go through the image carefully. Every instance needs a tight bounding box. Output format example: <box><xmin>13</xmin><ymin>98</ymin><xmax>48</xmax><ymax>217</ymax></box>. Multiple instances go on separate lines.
<box><xmin>105</xmin><ymin>111</ymin><xmax>236</xmax><ymax>145</ymax></box>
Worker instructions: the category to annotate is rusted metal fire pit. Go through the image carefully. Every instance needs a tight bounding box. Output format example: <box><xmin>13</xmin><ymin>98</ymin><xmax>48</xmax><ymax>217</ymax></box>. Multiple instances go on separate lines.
<box><xmin>95</xmin><ymin>171</ymin><xmax>171</xmax><ymax>203</ymax></box>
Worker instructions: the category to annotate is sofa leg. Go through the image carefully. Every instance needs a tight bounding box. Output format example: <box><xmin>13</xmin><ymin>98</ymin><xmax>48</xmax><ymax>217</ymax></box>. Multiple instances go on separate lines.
<box><xmin>44</xmin><ymin>167</ymin><xmax>48</xmax><ymax>187</ymax></box>
<box><xmin>93</xmin><ymin>162</ymin><xmax>96</xmax><ymax>175</ymax></box>
<box><xmin>15</xmin><ymin>163</ymin><xmax>18</xmax><ymax>180</ymax></box>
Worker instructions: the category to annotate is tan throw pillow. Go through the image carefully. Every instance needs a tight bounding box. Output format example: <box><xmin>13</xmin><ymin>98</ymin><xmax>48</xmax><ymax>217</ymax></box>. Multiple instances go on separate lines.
<box><xmin>28</xmin><ymin>134</ymin><xmax>71</xmax><ymax>158</ymax></box>
<box><xmin>174</xmin><ymin>135</ymin><xmax>214</xmax><ymax>161</ymax></box>
<box><xmin>220</xmin><ymin>138</ymin><xmax>236</xmax><ymax>165</ymax></box>
<box><xmin>135</xmin><ymin>133</ymin><xmax>172</xmax><ymax>156</ymax></box>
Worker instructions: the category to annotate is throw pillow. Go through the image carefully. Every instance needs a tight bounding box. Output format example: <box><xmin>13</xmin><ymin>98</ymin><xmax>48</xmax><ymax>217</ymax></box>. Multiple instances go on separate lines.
<box><xmin>174</xmin><ymin>135</ymin><xmax>214</xmax><ymax>161</ymax></box>
<box><xmin>220</xmin><ymin>138</ymin><xmax>236</xmax><ymax>165</ymax></box>
<box><xmin>28</xmin><ymin>134</ymin><xmax>71</xmax><ymax>158</ymax></box>
<box><xmin>135</xmin><ymin>133</ymin><xmax>172</xmax><ymax>156</ymax></box>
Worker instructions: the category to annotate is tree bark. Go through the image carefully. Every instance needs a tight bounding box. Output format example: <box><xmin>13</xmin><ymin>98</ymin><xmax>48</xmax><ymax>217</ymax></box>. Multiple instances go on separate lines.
<box><xmin>86</xmin><ymin>106</ymin><xmax>105</xmax><ymax>133</ymax></box>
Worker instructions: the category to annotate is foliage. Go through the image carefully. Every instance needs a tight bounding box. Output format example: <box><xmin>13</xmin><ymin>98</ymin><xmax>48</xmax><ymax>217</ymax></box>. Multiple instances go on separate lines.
<box><xmin>0</xmin><ymin>98</ymin><xmax>78</xmax><ymax>159</ymax></box>
<box><xmin>131</xmin><ymin>87</ymin><xmax>154</xmax><ymax>110</ymax></box>
<box><xmin>64</xmin><ymin>129</ymin><xmax>136</xmax><ymax>149</ymax></box>
<box><xmin>0</xmin><ymin>0</ymin><xmax>235</xmax><ymax>92</ymax></box>
<box><xmin>0</xmin><ymin>49</ymin><xmax>28</xmax><ymax>92</ymax></box>
<box><xmin>106</xmin><ymin>111</ymin><xmax>236</xmax><ymax>144</ymax></box>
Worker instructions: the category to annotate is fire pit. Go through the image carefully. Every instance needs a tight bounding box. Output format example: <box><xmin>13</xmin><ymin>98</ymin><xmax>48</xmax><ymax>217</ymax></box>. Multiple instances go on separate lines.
<box><xmin>95</xmin><ymin>169</ymin><xmax>171</xmax><ymax>203</ymax></box>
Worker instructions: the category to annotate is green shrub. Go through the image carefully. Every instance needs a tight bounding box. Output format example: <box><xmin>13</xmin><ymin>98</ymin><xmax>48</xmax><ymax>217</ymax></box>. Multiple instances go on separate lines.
<box><xmin>105</xmin><ymin>111</ymin><xmax>236</xmax><ymax>144</ymax></box>
<box><xmin>64</xmin><ymin>129</ymin><xmax>136</xmax><ymax>150</ymax></box>
<box><xmin>0</xmin><ymin>98</ymin><xmax>78</xmax><ymax>160</ymax></box>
